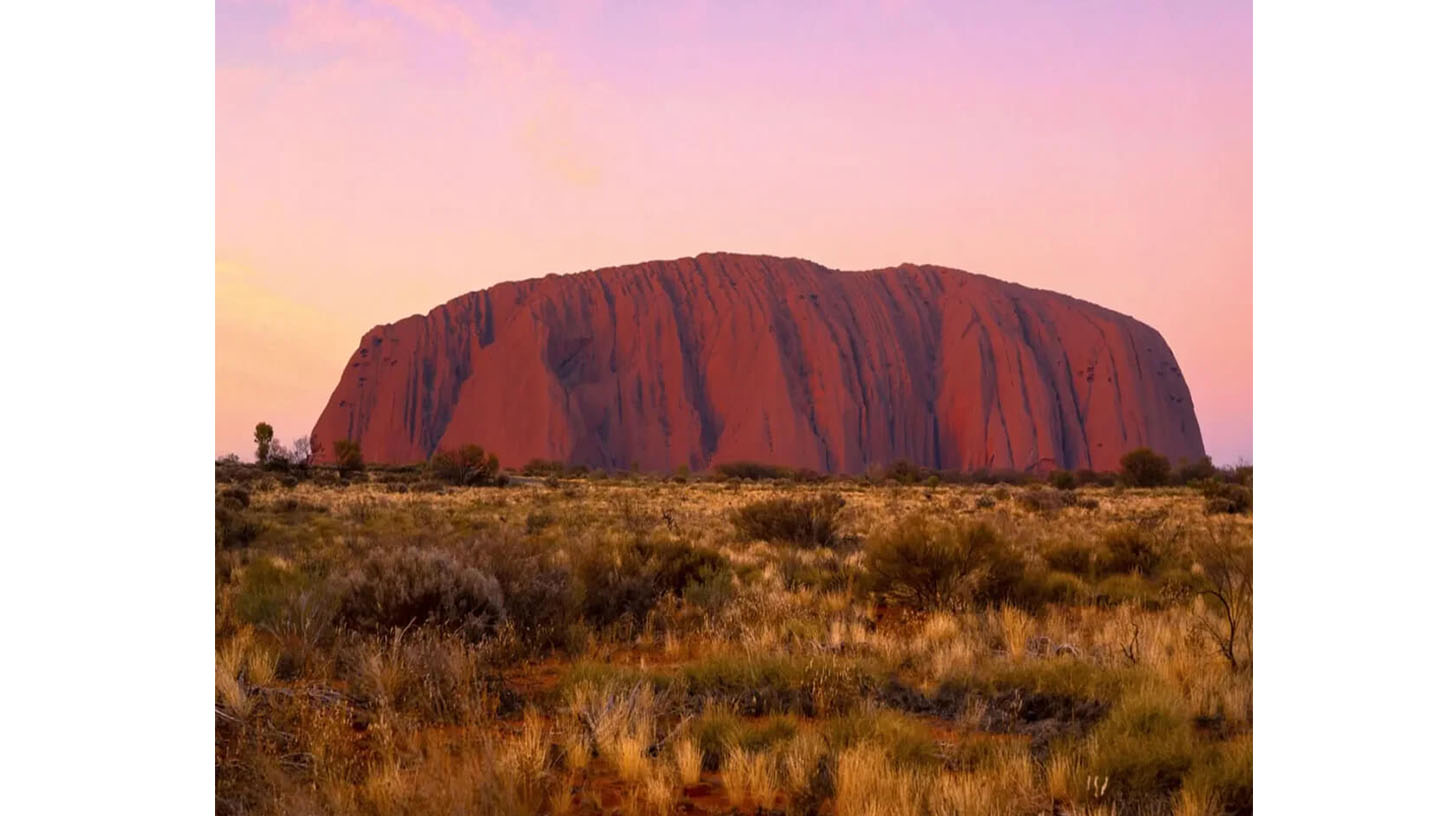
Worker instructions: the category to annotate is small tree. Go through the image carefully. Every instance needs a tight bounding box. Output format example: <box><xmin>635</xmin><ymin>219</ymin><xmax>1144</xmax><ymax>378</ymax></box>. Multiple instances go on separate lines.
<box><xmin>288</xmin><ymin>437</ymin><xmax>313</xmax><ymax>470</ymax></box>
<box><xmin>264</xmin><ymin>438</ymin><xmax>290</xmax><ymax>470</ymax></box>
<box><xmin>1120</xmin><ymin>447</ymin><xmax>1170</xmax><ymax>487</ymax></box>
<box><xmin>1189</xmin><ymin>527</ymin><xmax>1253</xmax><ymax>671</ymax></box>
<box><xmin>253</xmin><ymin>422</ymin><xmax>274</xmax><ymax>464</ymax></box>
<box><xmin>333</xmin><ymin>439</ymin><xmax>363</xmax><ymax>473</ymax></box>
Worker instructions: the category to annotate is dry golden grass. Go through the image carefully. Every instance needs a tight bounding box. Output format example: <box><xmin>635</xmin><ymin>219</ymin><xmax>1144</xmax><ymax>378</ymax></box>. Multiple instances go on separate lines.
<box><xmin>216</xmin><ymin>472</ymin><xmax>1252</xmax><ymax>816</ymax></box>
<box><xmin>833</xmin><ymin>744</ymin><xmax>919</xmax><ymax>815</ymax></box>
<box><xmin>671</xmin><ymin>736</ymin><xmax>702</xmax><ymax>785</ymax></box>
<box><xmin>722</xmin><ymin>745</ymin><xmax>774</xmax><ymax>807</ymax></box>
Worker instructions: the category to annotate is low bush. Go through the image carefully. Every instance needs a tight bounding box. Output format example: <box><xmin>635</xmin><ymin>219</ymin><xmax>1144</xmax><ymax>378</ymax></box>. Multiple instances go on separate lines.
<box><xmin>1033</xmin><ymin>570</ymin><xmax>1092</xmax><ymax>605</ymax></box>
<box><xmin>1101</xmin><ymin>527</ymin><xmax>1168</xmax><ymax>576</ymax></box>
<box><xmin>469</xmin><ymin>537</ymin><xmax>576</xmax><ymax>649</ymax></box>
<box><xmin>234</xmin><ymin>557</ymin><xmax>312</xmax><ymax>626</ymax></box>
<box><xmin>715</xmin><ymin>461</ymin><xmax>794</xmax><ymax>481</ymax></box>
<box><xmin>943</xmin><ymin>659</ymin><xmax>1144</xmax><ymax>708</ymax></box>
<box><xmin>428</xmin><ymin>444</ymin><xmax>505</xmax><ymax>486</ymax></box>
<box><xmin>524</xmin><ymin>510</ymin><xmax>554</xmax><ymax>534</ymax></box>
<box><xmin>1090</xmin><ymin>685</ymin><xmax>1197</xmax><ymax>800</ymax></box>
<box><xmin>335</xmin><ymin>547</ymin><xmax>503</xmax><ymax>639</ymax></box>
<box><xmin>333</xmin><ymin>439</ymin><xmax>363</xmax><ymax>473</ymax></box>
<box><xmin>1201</xmin><ymin>481</ymin><xmax>1253</xmax><ymax>515</ymax></box>
<box><xmin>826</xmin><ymin>708</ymin><xmax>940</xmax><ymax>768</ymax></box>
<box><xmin>1093</xmin><ymin>574</ymin><xmax>1162</xmax><ymax>609</ymax></box>
<box><xmin>691</xmin><ymin>707</ymin><xmax>747</xmax><ymax>770</ymax></box>
<box><xmin>730</xmin><ymin>493</ymin><xmax>845</xmax><ymax>548</ymax></box>
<box><xmin>218</xmin><ymin>486</ymin><xmax>250</xmax><ymax>508</ymax></box>
<box><xmin>1173</xmin><ymin>456</ymin><xmax>1218</xmax><ymax>485</ymax></box>
<box><xmin>1185</xmin><ymin>735</ymin><xmax>1253</xmax><ymax>816</ymax></box>
<box><xmin>1043</xmin><ymin>541</ymin><xmax>1095</xmax><ymax>575</ymax></box>
<box><xmin>1120</xmin><ymin>447</ymin><xmax>1171</xmax><ymax>487</ymax></box>
<box><xmin>576</xmin><ymin>534</ymin><xmax>732</xmax><ymax>631</ymax></box>
<box><xmin>215</xmin><ymin>505</ymin><xmax>262</xmax><ymax>550</ymax></box>
<box><xmin>520</xmin><ymin>458</ymin><xmax>566</xmax><ymax>477</ymax></box>
<box><xmin>1017</xmin><ymin>487</ymin><xmax>1077</xmax><ymax>513</ymax></box>
<box><xmin>1076</xmin><ymin>468</ymin><xmax>1118</xmax><ymax>487</ymax></box>
<box><xmin>1049</xmin><ymin>470</ymin><xmax>1077</xmax><ymax>490</ymax></box>
<box><xmin>737</xmin><ymin>716</ymin><xmax>800</xmax><ymax>752</ymax></box>
<box><xmin>861</xmin><ymin>517</ymin><xmax>1027</xmax><ymax>609</ymax></box>
<box><xmin>678</xmin><ymin>654</ymin><xmax>885</xmax><ymax>717</ymax></box>
<box><xmin>469</xmin><ymin>532</ymin><xmax>734</xmax><ymax>648</ymax></box>
<box><xmin>883</xmin><ymin>459</ymin><xmax>925</xmax><ymax>485</ymax></box>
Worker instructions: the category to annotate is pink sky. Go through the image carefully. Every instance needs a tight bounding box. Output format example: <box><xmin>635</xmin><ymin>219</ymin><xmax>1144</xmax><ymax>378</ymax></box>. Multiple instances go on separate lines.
<box><xmin>217</xmin><ymin>0</ymin><xmax>1250</xmax><ymax>465</ymax></box>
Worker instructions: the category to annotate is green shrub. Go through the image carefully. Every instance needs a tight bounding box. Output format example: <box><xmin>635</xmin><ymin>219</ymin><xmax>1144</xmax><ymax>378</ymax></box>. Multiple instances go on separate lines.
<box><xmin>428</xmin><ymin>444</ymin><xmax>504</xmax><ymax>486</ymax></box>
<box><xmin>1076</xmin><ymin>468</ymin><xmax>1117</xmax><ymax>487</ymax></box>
<box><xmin>521</xmin><ymin>458</ymin><xmax>566</xmax><ymax>477</ymax></box>
<box><xmin>215</xmin><ymin>505</ymin><xmax>262</xmax><ymax>550</ymax></box>
<box><xmin>1017</xmin><ymin>487</ymin><xmax>1075</xmax><ymax>513</ymax></box>
<box><xmin>1174</xmin><ymin>456</ymin><xmax>1218</xmax><ymax>485</ymax></box>
<box><xmin>1101</xmin><ymin>527</ymin><xmax>1167</xmax><ymax>576</ymax></box>
<box><xmin>575</xmin><ymin>534</ymin><xmax>733</xmax><ymax>631</ymax></box>
<box><xmin>862</xmin><ymin>517</ymin><xmax>1026</xmax><ymax>609</ymax></box>
<box><xmin>826</xmin><ymin>709</ymin><xmax>939</xmax><ymax>767</ymax></box>
<box><xmin>738</xmin><ymin>716</ymin><xmax>799</xmax><ymax>752</ymax></box>
<box><xmin>678</xmin><ymin>654</ymin><xmax>883</xmax><ymax>716</ymax></box>
<box><xmin>1186</xmin><ymin>735</ymin><xmax>1253</xmax><ymax>815</ymax></box>
<box><xmin>524</xmin><ymin>510</ymin><xmax>554</xmax><ymax>534</ymax></box>
<box><xmin>1201</xmin><ymin>481</ymin><xmax>1253</xmax><ymax>515</ymax></box>
<box><xmin>1049</xmin><ymin>469</ymin><xmax>1077</xmax><ymax>490</ymax></box>
<box><xmin>774</xmin><ymin>550</ymin><xmax>850</xmax><ymax>593</ymax></box>
<box><xmin>1034</xmin><ymin>570</ymin><xmax>1092</xmax><ymax>605</ymax></box>
<box><xmin>1043</xmin><ymin>541</ymin><xmax>1094</xmax><ymax>575</ymax></box>
<box><xmin>336</xmin><ymin>547</ymin><xmax>503</xmax><ymax>639</ymax></box>
<box><xmin>730</xmin><ymin>493</ymin><xmax>845</xmax><ymax>548</ymax></box>
<box><xmin>1090</xmin><ymin>685</ymin><xmax>1197</xmax><ymax>799</ymax></box>
<box><xmin>1094</xmin><ymin>574</ymin><xmax>1160</xmax><ymax>608</ymax></box>
<box><xmin>691</xmin><ymin>708</ymin><xmax>747</xmax><ymax>770</ymax></box>
<box><xmin>1120</xmin><ymin>447</ymin><xmax>1171</xmax><ymax>487</ymax></box>
<box><xmin>883</xmin><ymin>459</ymin><xmax>925</xmax><ymax>485</ymax></box>
<box><xmin>235</xmin><ymin>557</ymin><xmax>311</xmax><ymax>626</ymax></box>
<box><xmin>944</xmin><ymin>659</ymin><xmax>1144</xmax><ymax>707</ymax></box>
<box><xmin>218</xmin><ymin>486</ymin><xmax>250</xmax><ymax>509</ymax></box>
<box><xmin>470</xmin><ymin>537</ymin><xmax>576</xmax><ymax>649</ymax></box>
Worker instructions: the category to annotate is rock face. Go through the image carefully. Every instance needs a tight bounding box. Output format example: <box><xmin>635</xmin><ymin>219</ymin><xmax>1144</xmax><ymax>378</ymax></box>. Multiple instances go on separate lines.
<box><xmin>312</xmin><ymin>253</ymin><xmax>1203</xmax><ymax>472</ymax></box>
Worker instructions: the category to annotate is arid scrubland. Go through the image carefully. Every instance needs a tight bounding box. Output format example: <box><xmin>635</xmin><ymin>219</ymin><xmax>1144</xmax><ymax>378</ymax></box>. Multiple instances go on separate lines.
<box><xmin>216</xmin><ymin>466</ymin><xmax>1251</xmax><ymax>816</ymax></box>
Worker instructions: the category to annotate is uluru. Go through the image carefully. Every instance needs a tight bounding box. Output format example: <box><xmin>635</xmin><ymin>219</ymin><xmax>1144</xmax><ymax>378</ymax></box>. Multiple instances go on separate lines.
<box><xmin>311</xmin><ymin>253</ymin><xmax>1203</xmax><ymax>473</ymax></box>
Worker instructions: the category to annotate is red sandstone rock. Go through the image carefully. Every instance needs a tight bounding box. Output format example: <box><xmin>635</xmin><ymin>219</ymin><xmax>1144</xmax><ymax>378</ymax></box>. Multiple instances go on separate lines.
<box><xmin>311</xmin><ymin>253</ymin><xmax>1203</xmax><ymax>472</ymax></box>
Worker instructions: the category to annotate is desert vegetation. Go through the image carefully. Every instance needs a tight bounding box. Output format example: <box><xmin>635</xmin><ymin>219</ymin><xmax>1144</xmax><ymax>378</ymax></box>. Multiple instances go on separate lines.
<box><xmin>216</xmin><ymin>453</ymin><xmax>1251</xmax><ymax>815</ymax></box>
